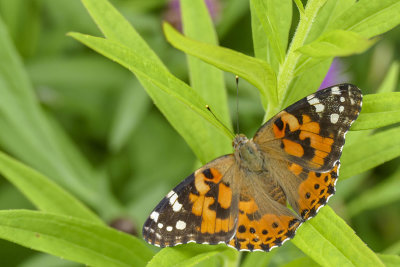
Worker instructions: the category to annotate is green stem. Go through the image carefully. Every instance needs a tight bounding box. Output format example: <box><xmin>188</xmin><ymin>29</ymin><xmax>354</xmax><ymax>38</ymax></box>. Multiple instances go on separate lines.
<box><xmin>276</xmin><ymin>0</ymin><xmax>327</xmax><ymax>106</ymax></box>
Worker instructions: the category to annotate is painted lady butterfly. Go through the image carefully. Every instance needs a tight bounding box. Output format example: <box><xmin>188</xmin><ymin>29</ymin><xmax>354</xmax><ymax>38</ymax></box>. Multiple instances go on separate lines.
<box><xmin>143</xmin><ymin>84</ymin><xmax>362</xmax><ymax>251</ymax></box>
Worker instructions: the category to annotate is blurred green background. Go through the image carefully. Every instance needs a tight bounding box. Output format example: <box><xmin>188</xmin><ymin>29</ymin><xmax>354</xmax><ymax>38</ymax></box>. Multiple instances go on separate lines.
<box><xmin>0</xmin><ymin>0</ymin><xmax>399</xmax><ymax>266</ymax></box>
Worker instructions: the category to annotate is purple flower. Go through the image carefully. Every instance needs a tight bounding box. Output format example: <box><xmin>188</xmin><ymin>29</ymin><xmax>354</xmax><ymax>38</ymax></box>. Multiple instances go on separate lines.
<box><xmin>164</xmin><ymin>0</ymin><xmax>221</xmax><ymax>31</ymax></box>
<box><xmin>319</xmin><ymin>58</ymin><xmax>350</xmax><ymax>90</ymax></box>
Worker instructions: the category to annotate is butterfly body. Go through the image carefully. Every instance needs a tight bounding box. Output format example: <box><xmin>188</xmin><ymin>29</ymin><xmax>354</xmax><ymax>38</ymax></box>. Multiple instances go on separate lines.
<box><xmin>143</xmin><ymin>84</ymin><xmax>362</xmax><ymax>251</ymax></box>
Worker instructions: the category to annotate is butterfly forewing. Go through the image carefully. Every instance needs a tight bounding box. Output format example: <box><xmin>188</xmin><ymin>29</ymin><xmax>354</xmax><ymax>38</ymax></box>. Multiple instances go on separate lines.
<box><xmin>254</xmin><ymin>84</ymin><xmax>362</xmax><ymax>172</ymax></box>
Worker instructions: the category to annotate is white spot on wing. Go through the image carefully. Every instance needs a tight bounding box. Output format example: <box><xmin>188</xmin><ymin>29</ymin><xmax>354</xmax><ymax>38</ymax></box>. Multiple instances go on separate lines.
<box><xmin>315</xmin><ymin>103</ymin><xmax>325</xmax><ymax>112</ymax></box>
<box><xmin>150</xmin><ymin>211</ymin><xmax>159</xmax><ymax>222</ymax></box>
<box><xmin>340</xmin><ymin>96</ymin><xmax>345</xmax><ymax>102</ymax></box>
<box><xmin>172</xmin><ymin>201</ymin><xmax>183</xmax><ymax>212</ymax></box>
<box><xmin>176</xmin><ymin>220</ymin><xmax>186</xmax><ymax>230</ymax></box>
<box><xmin>307</xmin><ymin>94</ymin><xmax>315</xmax><ymax>100</ymax></box>
<box><xmin>157</xmin><ymin>223</ymin><xmax>164</xmax><ymax>229</ymax></box>
<box><xmin>339</xmin><ymin>106</ymin><xmax>344</xmax><ymax>113</ymax></box>
<box><xmin>331</xmin><ymin>86</ymin><xmax>341</xmax><ymax>95</ymax></box>
<box><xmin>166</xmin><ymin>190</ymin><xmax>175</xmax><ymax>198</ymax></box>
<box><xmin>166</xmin><ymin>226</ymin><xmax>173</xmax><ymax>231</ymax></box>
<box><xmin>330</xmin><ymin>113</ymin><xmax>339</xmax><ymax>124</ymax></box>
<box><xmin>308</xmin><ymin>97</ymin><xmax>320</xmax><ymax>105</ymax></box>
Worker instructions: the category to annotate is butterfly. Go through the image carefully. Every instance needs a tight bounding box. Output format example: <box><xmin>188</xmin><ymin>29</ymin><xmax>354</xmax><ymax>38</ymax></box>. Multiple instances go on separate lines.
<box><xmin>142</xmin><ymin>84</ymin><xmax>362</xmax><ymax>251</ymax></box>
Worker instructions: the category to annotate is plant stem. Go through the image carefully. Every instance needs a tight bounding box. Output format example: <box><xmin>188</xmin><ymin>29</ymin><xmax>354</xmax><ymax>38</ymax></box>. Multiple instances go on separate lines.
<box><xmin>276</xmin><ymin>0</ymin><xmax>327</xmax><ymax>106</ymax></box>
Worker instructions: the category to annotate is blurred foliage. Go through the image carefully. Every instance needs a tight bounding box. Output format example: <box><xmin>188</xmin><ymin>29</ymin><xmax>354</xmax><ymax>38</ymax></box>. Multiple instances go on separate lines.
<box><xmin>0</xmin><ymin>0</ymin><xmax>399</xmax><ymax>266</ymax></box>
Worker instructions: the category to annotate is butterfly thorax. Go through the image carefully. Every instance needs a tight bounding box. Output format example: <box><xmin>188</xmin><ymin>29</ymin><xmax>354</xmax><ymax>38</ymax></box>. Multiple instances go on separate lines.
<box><xmin>233</xmin><ymin>134</ymin><xmax>265</xmax><ymax>172</ymax></box>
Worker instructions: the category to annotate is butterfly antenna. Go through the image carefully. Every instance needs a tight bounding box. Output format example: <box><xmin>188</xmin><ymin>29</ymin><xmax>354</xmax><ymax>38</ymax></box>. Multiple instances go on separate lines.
<box><xmin>236</xmin><ymin>75</ymin><xmax>240</xmax><ymax>134</ymax></box>
<box><xmin>206</xmin><ymin>105</ymin><xmax>235</xmax><ymax>137</ymax></box>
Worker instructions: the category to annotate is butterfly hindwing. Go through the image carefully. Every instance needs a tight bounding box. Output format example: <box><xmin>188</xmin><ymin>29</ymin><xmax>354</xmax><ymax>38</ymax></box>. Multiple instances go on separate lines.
<box><xmin>227</xmin><ymin>175</ymin><xmax>302</xmax><ymax>251</ymax></box>
<box><xmin>142</xmin><ymin>155</ymin><xmax>239</xmax><ymax>247</ymax></box>
<box><xmin>254</xmin><ymin>84</ymin><xmax>362</xmax><ymax>172</ymax></box>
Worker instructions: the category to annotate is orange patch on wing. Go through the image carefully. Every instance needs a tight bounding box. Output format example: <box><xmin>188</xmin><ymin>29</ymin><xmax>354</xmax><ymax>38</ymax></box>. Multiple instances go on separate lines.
<box><xmin>189</xmin><ymin>193</ymin><xmax>204</xmax><ymax>216</ymax></box>
<box><xmin>200</xmin><ymin>197</ymin><xmax>216</xmax><ymax>234</ymax></box>
<box><xmin>218</xmin><ymin>183</ymin><xmax>232</xmax><ymax>209</ymax></box>
<box><xmin>297</xmin><ymin>163</ymin><xmax>339</xmax><ymax>219</ymax></box>
<box><xmin>273</xmin><ymin>112</ymin><xmax>301</xmax><ymax>139</ymax></box>
<box><xmin>231</xmin><ymin>205</ymin><xmax>301</xmax><ymax>251</ymax></box>
<box><xmin>289</xmin><ymin>163</ymin><xmax>303</xmax><ymax>176</ymax></box>
<box><xmin>299</xmin><ymin>131</ymin><xmax>333</xmax><ymax>153</ymax></box>
<box><xmin>282</xmin><ymin>113</ymin><xmax>300</xmax><ymax>131</ymax></box>
<box><xmin>302</xmin><ymin>114</ymin><xmax>311</xmax><ymax>123</ymax></box>
<box><xmin>282</xmin><ymin>139</ymin><xmax>304</xmax><ymax>157</ymax></box>
<box><xmin>300</xmin><ymin>121</ymin><xmax>320</xmax><ymax>134</ymax></box>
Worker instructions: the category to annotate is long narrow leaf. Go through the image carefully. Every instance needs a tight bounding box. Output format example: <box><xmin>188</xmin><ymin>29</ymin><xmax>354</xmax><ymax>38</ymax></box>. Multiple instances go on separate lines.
<box><xmin>181</xmin><ymin>0</ymin><xmax>231</xmax><ymax>155</ymax></box>
<box><xmin>0</xmin><ymin>210</ymin><xmax>153</xmax><ymax>267</ymax></box>
<box><xmin>69</xmin><ymin>33</ymin><xmax>233</xmax><ymax>162</ymax></box>
<box><xmin>292</xmin><ymin>206</ymin><xmax>384</xmax><ymax>266</ymax></box>
<box><xmin>0</xmin><ymin>151</ymin><xmax>102</xmax><ymax>224</ymax></box>
<box><xmin>163</xmin><ymin>22</ymin><xmax>277</xmax><ymax>111</ymax></box>
<box><xmin>340</xmin><ymin>126</ymin><xmax>400</xmax><ymax>180</ymax></box>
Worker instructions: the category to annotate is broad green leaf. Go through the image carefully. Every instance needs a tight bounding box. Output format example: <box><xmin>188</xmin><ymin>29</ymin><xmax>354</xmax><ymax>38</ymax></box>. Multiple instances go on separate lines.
<box><xmin>297</xmin><ymin>30</ymin><xmax>375</xmax><ymax>58</ymax></box>
<box><xmin>181</xmin><ymin>0</ymin><xmax>231</xmax><ymax>154</ymax></box>
<box><xmin>240</xmin><ymin>250</ymin><xmax>276</xmax><ymax>267</ymax></box>
<box><xmin>378</xmin><ymin>254</ymin><xmax>400</xmax><ymax>267</ymax></box>
<box><xmin>69</xmin><ymin>32</ymin><xmax>233</xmax><ymax>162</ymax></box>
<box><xmin>292</xmin><ymin>206</ymin><xmax>384</xmax><ymax>266</ymax></box>
<box><xmin>351</xmin><ymin>92</ymin><xmax>400</xmax><ymax>130</ymax></box>
<box><xmin>377</xmin><ymin>61</ymin><xmax>399</xmax><ymax>93</ymax></box>
<box><xmin>146</xmin><ymin>243</ymin><xmax>238</xmax><ymax>267</ymax></box>
<box><xmin>250</xmin><ymin>0</ymin><xmax>292</xmax><ymax>64</ymax></box>
<box><xmin>347</xmin><ymin>168</ymin><xmax>400</xmax><ymax>217</ymax></box>
<box><xmin>0</xmin><ymin>210</ymin><xmax>153</xmax><ymax>267</ymax></box>
<box><xmin>163</xmin><ymin>22</ymin><xmax>277</xmax><ymax>111</ymax></box>
<box><xmin>281</xmin><ymin>257</ymin><xmax>319</xmax><ymax>267</ymax></box>
<box><xmin>340</xmin><ymin>126</ymin><xmax>400</xmax><ymax>180</ymax></box>
<box><xmin>0</xmin><ymin>151</ymin><xmax>102</xmax><ymax>224</ymax></box>
<box><xmin>329</xmin><ymin>0</ymin><xmax>400</xmax><ymax>38</ymax></box>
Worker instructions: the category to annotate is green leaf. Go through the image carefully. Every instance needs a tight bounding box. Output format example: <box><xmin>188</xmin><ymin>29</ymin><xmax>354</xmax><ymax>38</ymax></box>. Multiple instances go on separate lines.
<box><xmin>69</xmin><ymin>32</ymin><xmax>232</xmax><ymax>162</ymax></box>
<box><xmin>0</xmin><ymin>12</ymin><xmax>114</xmax><ymax>211</ymax></box>
<box><xmin>181</xmin><ymin>0</ymin><xmax>231</xmax><ymax>154</ymax></box>
<box><xmin>163</xmin><ymin>22</ymin><xmax>277</xmax><ymax>111</ymax></box>
<box><xmin>281</xmin><ymin>257</ymin><xmax>320</xmax><ymax>267</ymax></box>
<box><xmin>329</xmin><ymin>0</ymin><xmax>400</xmax><ymax>38</ymax></box>
<box><xmin>383</xmin><ymin>240</ymin><xmax>400</xmax><ymax>255</ymax></box>
<box><xmin>347</xmin><ymin>167</ymin><xmax>400</xmax><ymax>217</ymax></box>
<box><xmin>378</xmin><ymin>254</ymin><xmax>400</xmax><ymax>267</ymax></box>
<box><xmin>0</xmin><ymin>151</ymin><xmax>102</xmax><ymax>224</ymax></box>
<box><xmin>294</xmin><ymin>0</ymin><xmax>356</xmax><ymax>76</ymax></box>
<box><xmin>377</xmin><ymin>61</ymin><xmax>399</xmax><ymax>93</ymax></box>
<box><xmin>293</xmin><ymin>0</ymin><xmax>305</xmax><ymax>14</ymax></box>
<box><xmin>0</xmin><ymin>210</ymin><xmax>153</xmax><ymax>267</ymax></box>
<box><xmin>297</xmin><ymin>30</ymin><xmax>375</xmax><ymax>58</ymax></box>
<box><xmin>250</xmin><ymin>0</ymin><xmax>292</xmax><ymax>64</ymax></box>
<box><xmin>240</xmin><ymin>250</ymin><xmax>276</xmax><ymax>267</ymax></box>
<box><xmin>76</xmin><ymin>0</ymin><xmax>234</xmax><ymax>162</ymax></box>
<box><xmin>351</xmin><ymin>92</ymin><xmax>400</xmax><ymax>130</ymax></box>
<box><xmin>340</xmin><ymin>126</ymin><xmax>400</xmax><ymax>180</ymax></box>
<box><xmin>146</xmin><ymin>243</ymin><xmax>238</xmax><ymax>267</ymax></box>
<box><xmin>292</xmin><ymin>206</ymin><xmax>384</xmax><ymax>266</ymax></box>
<box><xmin>108</xmin><ymin>80</ymin><xmax>151</xmax><ymax>152</ymax></box>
